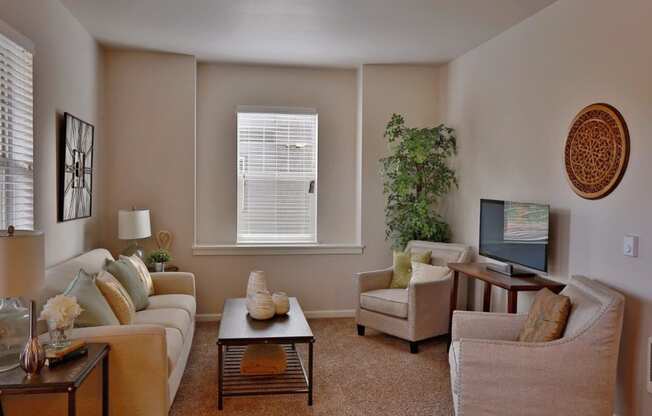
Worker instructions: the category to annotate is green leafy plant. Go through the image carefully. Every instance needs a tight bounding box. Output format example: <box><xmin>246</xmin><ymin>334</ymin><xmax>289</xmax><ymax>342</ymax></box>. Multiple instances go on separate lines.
<box><xmin>147</xmin><ymin>249</ymin><xmax>171</xmax><ymax>264</ymax></box>
<box><xmin>380</xmin><ymin>114</ymin><xmax>457</xmax><ymax>249</ymax></box>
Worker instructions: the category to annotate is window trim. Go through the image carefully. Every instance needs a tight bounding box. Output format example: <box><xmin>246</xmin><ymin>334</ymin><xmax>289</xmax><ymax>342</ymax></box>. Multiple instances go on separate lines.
<box><xmin>236</xmin><ymin>106</ymin><xmax>319</xmax><ymax>245</ymax></box>
<box><xmin>192</xmin><ymin>243</ymin><xmax>364</xmax><ymax>256</ymax></box>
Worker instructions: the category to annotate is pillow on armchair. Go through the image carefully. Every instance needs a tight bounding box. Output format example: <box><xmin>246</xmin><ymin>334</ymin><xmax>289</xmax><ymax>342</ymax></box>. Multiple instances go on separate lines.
<box><xmin>518</xmin><ymin>288</ymin><xmax>571</xmax><ymax>342</ymax></box>
<box><xmin>390</xmin><ymin>250</ymin><xmax>432</xmax><ymax>289</ymax></box>
<box><xmin>409</xmin><ymin>262</ymin><xmax>450</xmax><ymax>285</ymax></box>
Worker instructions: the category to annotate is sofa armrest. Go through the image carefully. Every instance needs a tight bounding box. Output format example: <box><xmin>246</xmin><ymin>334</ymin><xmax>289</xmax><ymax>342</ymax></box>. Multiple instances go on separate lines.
<box><xmin>456</xmin><ymin>338</ymin><xmax>613</xmax><ymax>415</ymax></box>
<box><xmin>451</xmin><ymin>310</ymin><xmax>527</xmax><ymax>342</ymax></box>
<box><xmin>151</xmin><ymin>271</ymin><xmax>196</xmax><ymax>296</ymax></box>
<box><xmin>4</xmin><ymin>325</ymin><xmax>170</xmax><ymax>416</ymax></box>
<box><xmin>354</xmin><ymin>267</ymin><xmax>393</xmax><ymax>294</ymax></box>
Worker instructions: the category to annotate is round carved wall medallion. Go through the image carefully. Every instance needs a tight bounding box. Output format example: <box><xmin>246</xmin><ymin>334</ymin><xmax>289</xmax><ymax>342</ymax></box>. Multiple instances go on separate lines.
<box><xmin>564</xmin><ymin>103</ymin><xmax>629</xmax><ymax>199</ymax></box>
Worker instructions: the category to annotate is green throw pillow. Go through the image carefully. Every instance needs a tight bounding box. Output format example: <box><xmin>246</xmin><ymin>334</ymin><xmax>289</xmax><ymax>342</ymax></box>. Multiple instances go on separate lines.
<box><xmin>64</xmin><ymin>269</ymin><xmax>120</xmax><ymax>327</ymax></box>
<box><xmin>390</xmin><ymin>250</ymin><xmax>432</xmax><ymax>289</ymax></box>
<box><xmin>105</xmin><ymin>259</ymin><xmax>150</xmax><ymax>311</ymax></box>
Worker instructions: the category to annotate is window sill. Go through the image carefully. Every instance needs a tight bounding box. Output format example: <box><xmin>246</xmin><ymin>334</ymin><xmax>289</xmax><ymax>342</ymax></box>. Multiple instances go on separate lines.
<box><xmin>192</xmin><ymin>243</ymin><xmax>364</xmax><ymax>256</ymax></box>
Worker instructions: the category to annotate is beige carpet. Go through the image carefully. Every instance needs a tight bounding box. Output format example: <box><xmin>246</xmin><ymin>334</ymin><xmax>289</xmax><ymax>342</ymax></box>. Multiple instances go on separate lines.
<box><xmin>170</xmin><ymin>319</ymin><xmax>453</xmax><ymax>416</ymax></box>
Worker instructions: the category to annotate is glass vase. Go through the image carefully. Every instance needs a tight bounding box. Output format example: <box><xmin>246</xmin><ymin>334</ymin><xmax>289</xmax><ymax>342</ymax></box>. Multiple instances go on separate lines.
<box><xmin>47</xmin><ymin>319</ymin><xmax>73</xmax><ymax>349</ymax></box>
<box><xmin>0</xmin><ymin>298</ymin><xmax>30</xmax><ymax>372</ymax></box>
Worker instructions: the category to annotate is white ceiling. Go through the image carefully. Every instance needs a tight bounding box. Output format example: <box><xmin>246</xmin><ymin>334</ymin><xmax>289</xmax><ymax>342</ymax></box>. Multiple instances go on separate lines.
<box><xmin>61</xmin><ymin>0</ymin><xmax>556</xmax><ymax>67</ymax></box>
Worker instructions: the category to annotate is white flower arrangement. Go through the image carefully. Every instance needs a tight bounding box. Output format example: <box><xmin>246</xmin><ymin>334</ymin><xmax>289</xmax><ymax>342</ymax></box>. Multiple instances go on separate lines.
<box><xmin>40</xmin><ymin>294</ymin><xmax>83</xmax><ymax>329</ymax></box>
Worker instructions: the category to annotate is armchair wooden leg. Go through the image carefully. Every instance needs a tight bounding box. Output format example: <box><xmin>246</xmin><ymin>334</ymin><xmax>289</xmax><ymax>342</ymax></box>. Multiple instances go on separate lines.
<box><xmin>356</xmin><ymin>324</ymin><xmax>365</xmax><ymax>336</ymax></box>
<box><xmin>409</xmin><ymin>342</ymin><xmax>419</xmax><ymax>354</ymax></box>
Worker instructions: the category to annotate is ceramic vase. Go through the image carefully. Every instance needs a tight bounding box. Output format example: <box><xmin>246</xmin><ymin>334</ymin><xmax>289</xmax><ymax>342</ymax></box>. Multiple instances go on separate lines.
<box><xmin>247</xmin><ymin>291</ymin><xmax>276</xmax><ymax>320</ymax></box>
<box><xmin>272</xmin><ymin>292</ymin><xmax>290</xmax><ymax>315</ymax></box>
<box><xmin>246</xmin><ymin>271</ymin><xmax>268</xmax><ymax>298</ymax></box>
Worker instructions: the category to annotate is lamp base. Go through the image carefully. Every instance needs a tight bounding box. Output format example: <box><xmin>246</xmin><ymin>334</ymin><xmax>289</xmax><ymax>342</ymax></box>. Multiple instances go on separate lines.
<box><xmin>0</xmin><ymin>298</ymin><xmax>29</xmax><ymax>373</ymax></box>
<box><xmin>122</xmin><ymin>241</ymin><xmax>145</xmax><ymax>260</ymax></box>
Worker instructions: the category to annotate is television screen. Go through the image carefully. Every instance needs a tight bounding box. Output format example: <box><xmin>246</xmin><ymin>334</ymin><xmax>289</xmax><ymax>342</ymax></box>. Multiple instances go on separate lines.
<box><xmin>479</xmin><ymin>199</ymin><xmax>549</xmax><ymax>272</ymax></box>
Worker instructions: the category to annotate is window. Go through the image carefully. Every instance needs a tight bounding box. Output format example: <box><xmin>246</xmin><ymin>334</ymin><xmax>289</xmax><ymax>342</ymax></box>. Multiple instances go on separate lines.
<box><xmin>237</xmin><ymin>107</ymin><xmax>318</xmax><ymax>244</ymax></box>
<box><xmin>0</xmin><ymin>31</ymin><xmax>33</xmax><ymax>230</ymax></box>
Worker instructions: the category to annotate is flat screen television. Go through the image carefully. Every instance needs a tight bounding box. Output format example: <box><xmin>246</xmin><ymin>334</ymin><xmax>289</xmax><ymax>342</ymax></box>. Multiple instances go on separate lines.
<box><xmin>479</xmin><ymin>199</ymin><xmax>550</xmax><ymax>273</ymax></box>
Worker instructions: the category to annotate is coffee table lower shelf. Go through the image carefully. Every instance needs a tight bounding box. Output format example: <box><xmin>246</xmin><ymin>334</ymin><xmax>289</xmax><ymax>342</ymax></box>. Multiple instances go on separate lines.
<box><xmin>218</xmin><ymin>344</ymin><xmax>313</xmax><ymax>410</ymax></box>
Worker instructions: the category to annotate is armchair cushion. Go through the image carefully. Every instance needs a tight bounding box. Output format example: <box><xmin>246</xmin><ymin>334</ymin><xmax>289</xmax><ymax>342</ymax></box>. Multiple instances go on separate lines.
<box><xmin>390</xmin><ymin>250</ymin><xmax>431</xmax><ymax>289</ymax></box>
<box><xmin>518</xmin><ymin>288</ymin><xmax>571</xmax><ymax>342</ymax></box>
<box><xmin>360</xmin><ymin>289</ymin><xmax>408</xmax><ymax>318</ymax></box>
<box><xmin>409</xmin><ymin>262</ymin><xmax>450</xmax><ymax>285</ymax></box>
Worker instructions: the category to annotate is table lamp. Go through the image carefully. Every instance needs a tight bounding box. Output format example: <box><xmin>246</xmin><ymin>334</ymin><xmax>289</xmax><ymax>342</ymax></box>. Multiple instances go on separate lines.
<box><xmin>118</xmin><ymin>208</ymin><xmax>151</xmax><ymax>260</ymax></box>
<box><xmin>0</xmin><ymin>227</ymin><xmax>45</xmax><ymax>374</ymax></box>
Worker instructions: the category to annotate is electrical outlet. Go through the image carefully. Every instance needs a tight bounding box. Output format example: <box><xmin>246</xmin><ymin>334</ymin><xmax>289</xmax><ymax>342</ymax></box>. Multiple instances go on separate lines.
<box><xmin>624</xmin><ymin>235</ymin><xmax>639</xmax><ymax>257</ymax></box>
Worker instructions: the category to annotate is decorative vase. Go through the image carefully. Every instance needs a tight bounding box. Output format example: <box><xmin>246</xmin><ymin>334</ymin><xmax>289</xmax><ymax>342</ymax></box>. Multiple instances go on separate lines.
<box><xmin>272</xmin><ymin>292</ymin><xmax>290</xmax><ymax>315</ymax></box>
<box><xmin>19</xmin><ymin>301</ymin><xmax>44</xmax><ymax>378</ymax></box>
<box><xmin>153</xmin><ymin>262</ymin><xmax>165</xmax><ymax>272</ymax></box>
<box><xmin>246</xmin><ymin>271</ymin><xmax>268</xmax><ymax>299</ymax></box>
<box><xmin>47</xmin><ymin>319</ymin><xmax>74</xmax><ymax>349</ymax></box>
<box><xmin>246</xmin><ymin>291</ymin><xmax>276</xmax><ymax>320</ymax></box>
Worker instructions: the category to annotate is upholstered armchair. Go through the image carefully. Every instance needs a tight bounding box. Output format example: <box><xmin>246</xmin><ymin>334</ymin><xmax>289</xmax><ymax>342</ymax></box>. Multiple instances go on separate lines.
<box><xmin>354</xmin><ymin>241</ymin><xmax>471</xmax><ymax>353</ymax></box>
<box><xmin>449</xmin><ymin>275</ymin><xmax>624</xmax><ymax>415</ymax></box>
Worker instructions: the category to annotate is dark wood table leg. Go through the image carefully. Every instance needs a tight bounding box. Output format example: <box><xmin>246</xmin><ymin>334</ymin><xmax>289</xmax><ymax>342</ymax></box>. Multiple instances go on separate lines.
<box><xmin>102</xmin><ymin>354</ymin><xmax>109</xmax><ymax>416</ymax></box>
<box><xmin>507</xmin><ymin>290</ymin><xmax>518</xmax><ymax>313</ymax></box>
<box><xmin>217</xmin><ymin>343</ymin><xmax>224</xmax><ymax>410</ymax></box>
<box><xmin>483</xmin><ymin>282</ymin><xmax>492</xmax><ymax>312</ymax></box>
<box><xmin>68</xmin><ymin>388</ymin><xmax>76</xmax><ymax>416</ymax></box>
<box><xmin>448</xmin><ymin>270</ymin><xmax>459</xmax><ymax>349</ymax></box>
<box><xmin>308</xmin><ymin>341</ymin><xmax>314</xmax><ymax>406</ymax></box>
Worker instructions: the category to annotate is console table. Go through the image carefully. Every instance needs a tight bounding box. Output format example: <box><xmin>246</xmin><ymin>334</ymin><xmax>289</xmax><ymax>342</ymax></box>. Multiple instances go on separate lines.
<box><xmin>447</xmin><ymin>262</ymin><xmax>566</xmax><ymax>329</ymax></box>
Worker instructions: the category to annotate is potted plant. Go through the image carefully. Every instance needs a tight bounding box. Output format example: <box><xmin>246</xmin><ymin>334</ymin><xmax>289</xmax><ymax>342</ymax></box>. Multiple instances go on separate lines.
<box><xmin>147</xmin><ymin>249</ymin><xmax>172</xmax><ymax>272</ymax></box>
<box><xmin>380</xmin><ymin>114</ymin><xmax>458</xmax><ymax>249</ymax></box>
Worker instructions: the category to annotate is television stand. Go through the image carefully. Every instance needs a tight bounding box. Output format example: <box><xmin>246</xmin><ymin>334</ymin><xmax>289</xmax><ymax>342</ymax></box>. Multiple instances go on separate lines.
<box><xmin>486</xmin><ymin>262</ymin><xmax>536</xmax><ymax>277</ymax></box>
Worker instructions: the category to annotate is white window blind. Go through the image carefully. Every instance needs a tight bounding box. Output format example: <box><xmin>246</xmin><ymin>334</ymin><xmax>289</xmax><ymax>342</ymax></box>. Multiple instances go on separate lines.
<box><xmin>237</xmin><ymin>108</ymin><xmax>318</xmax><ymax>244</ymax></box>
<box><xmin>0</xmin><ymin>32</ymin><xmax>33</xmax><ymax>230</ymax></box>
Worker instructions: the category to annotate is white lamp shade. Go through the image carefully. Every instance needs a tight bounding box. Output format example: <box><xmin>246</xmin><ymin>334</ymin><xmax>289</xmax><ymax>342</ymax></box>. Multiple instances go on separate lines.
<box><xmin>118</xmin><ymin>209</ymin><xmax>151</xmax><ymax>240</ymax></box>
<box><xmin>0</xmin><ymin>230</ymin><xmax>44</xmax><ymax>299</ymax></box>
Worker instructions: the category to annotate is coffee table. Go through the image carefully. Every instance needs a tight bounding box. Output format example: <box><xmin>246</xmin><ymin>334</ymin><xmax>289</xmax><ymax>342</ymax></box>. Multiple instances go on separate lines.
<box><xmin>216</xmin><ymin>297</ymin><xmax>315</xmax><ymax>410</ymax></box>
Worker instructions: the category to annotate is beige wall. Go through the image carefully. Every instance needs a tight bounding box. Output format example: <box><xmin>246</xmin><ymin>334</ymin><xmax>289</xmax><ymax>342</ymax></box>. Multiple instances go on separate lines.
<box><xmin>101</xmin><ymin>58</ymin><xmax>442</xmax><ymax>315</ymax></box>
<box><xmin>0</xmin><ymin>0</ymin><xmax>103</xmax><ymax>267</ymax></box>
<box><xmin>439</xmin><ymin>0</ymin><xmax>652</xmax><ymax>413</ymax></box>
<box><xmin>196</xmin><ymin>63</ymin><xmax>358</xmax><ymax>244</ymax></box>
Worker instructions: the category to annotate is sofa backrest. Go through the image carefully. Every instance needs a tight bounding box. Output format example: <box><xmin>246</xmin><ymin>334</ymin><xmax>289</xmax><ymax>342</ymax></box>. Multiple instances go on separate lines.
<box><xmin>41</xmin><ymin>248</ymin><xmax>115</xmax><ymax>304</ymax></box>
<box><xmin>406</xmin><ymin>240</ymin><xmax>472</xmax><ymax>267</ymax></box>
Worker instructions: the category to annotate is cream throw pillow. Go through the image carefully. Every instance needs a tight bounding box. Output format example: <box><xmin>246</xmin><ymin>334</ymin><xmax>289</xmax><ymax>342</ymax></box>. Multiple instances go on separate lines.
<box><xmin>409</xmin><ymin>262</ymin><xmax>450</xmax><ymax>286</ymax></box>
<box><xmin>120</xmin><ymin>255</ymin><xmax>154</xmax><ymax>296</ymax></box>
<box><xmin>96</xmin><ymin>270</ymin><xmax>136</xmax><ymax>324</ymax></box>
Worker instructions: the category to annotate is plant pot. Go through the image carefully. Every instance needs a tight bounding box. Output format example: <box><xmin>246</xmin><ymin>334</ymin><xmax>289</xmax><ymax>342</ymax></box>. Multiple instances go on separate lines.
<box><xmin>153</xmin><ymin>262</ymin><xmax>166</xmax><ymax>272</ymax></box>
<box><xmin>47</xmin><ymin>319</ymin><xmax>74</xmax><ymax>349</ymax></box>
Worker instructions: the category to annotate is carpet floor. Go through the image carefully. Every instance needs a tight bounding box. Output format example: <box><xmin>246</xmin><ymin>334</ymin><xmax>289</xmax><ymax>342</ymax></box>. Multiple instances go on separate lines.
<box><xmin>170</xmin><ymin>319</ymin><xmax>454</xmax><ymax>416</ymax></box>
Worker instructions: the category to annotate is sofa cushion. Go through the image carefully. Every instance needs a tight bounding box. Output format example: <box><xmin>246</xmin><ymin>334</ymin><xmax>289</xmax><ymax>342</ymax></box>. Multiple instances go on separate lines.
<box><xmin>449</xmin><ymin>341</ymin><xmax>460</xmax><ymax>412</ymax></box>
<box><xmin>134</xmin><ymin>308</ymin><xmax>192</xmax><ymax>340</ymax></box>
<box><xmin>360</xmin><ymin>289</ymin><xmax>408</xmax><ymax>319</ymax></box>
<box><xmin>96</xmin><ymin>270</ymin><xmax>136</xmax><ymax>324</ymax></box>
<box><xmin>64</xmin><ymin>269</ymin><xmax>120</xmax><ymax>327</ymax></box>
<box><xmin>148</xmin><ymin>294</ymin><xmax>196</xmax><ymax>319</ymax></box>
<box><xmin>105</xmin><ymin>258</ymin><xmax>150</xmax><ymax>311</ymax></box>
<box><xmin>165</xmin><ymin>327</ymin><xmax>183</xmax><ymax>375</ymax></box>
<box><xmin>120</xmin><ymin>255</ymin><xmax>155</xmax><ymax>296</ymax></box>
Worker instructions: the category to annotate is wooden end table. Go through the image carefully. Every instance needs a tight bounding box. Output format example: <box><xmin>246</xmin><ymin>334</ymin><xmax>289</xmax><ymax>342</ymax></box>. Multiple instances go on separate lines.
<box><xmin>216</xmin><ymin>298</ymin><xmax>314</xmax><ymax>410</ymax></box>
<box><xmin>447</xmin><ymin>263</ymin><xmax>566</xmax><ymax>342</ymax></box>
<box><xmin>0</xmin><ymin>343</ymin><xmax>110</xmax><ymax>416</ymax></box>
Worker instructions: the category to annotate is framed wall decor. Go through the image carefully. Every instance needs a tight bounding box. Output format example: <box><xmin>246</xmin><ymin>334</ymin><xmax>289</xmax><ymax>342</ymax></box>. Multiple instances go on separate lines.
<box><xmin>564</xmin><ymin>103</ymin><xmax>630</xmax><ymax>200</ymax></box>
<box><xmin>58</xmin><ymin>112</ymin><xmax>94</xmax><ymax>221</ymax></box>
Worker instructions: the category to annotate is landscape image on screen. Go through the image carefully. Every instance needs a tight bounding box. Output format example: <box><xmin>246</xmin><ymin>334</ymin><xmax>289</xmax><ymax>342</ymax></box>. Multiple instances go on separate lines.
<box><xmin>503</xmin><ymin>202</ymin><xmax>549</xmax><ymax>242</ymax></box>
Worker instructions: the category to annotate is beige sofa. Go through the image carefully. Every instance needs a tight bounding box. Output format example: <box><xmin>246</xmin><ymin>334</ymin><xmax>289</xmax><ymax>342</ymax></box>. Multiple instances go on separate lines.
<box><xmin>4</xmin><ymin>249</ymin><xmax>196</xmax><ymax>416</ymax></box>
<box><xmin>355</xmin><ymin>241</ymin><xmax>471</xmax><ymax>353</ymax></box>
<box><xmin>449</xmin><ymin>275</ymin><xmax>624</xmax><ymax>415</ymax></box>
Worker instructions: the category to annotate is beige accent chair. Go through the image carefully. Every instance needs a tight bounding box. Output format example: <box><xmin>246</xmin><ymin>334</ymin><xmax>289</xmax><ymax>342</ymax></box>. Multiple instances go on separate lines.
<box><xmin>355</xmin><ymin>241</ymin><xmax>471</xmax><ymax>353</ymax></box>
<box><xmin>3</xmin><ymin>249</ymin><xmax>195</xmax><ymax>416</ymax></box>
<box><xmin>449</xmin><ymin>275</ymin><xmax>624</xmax><ymax>416</ymax></box>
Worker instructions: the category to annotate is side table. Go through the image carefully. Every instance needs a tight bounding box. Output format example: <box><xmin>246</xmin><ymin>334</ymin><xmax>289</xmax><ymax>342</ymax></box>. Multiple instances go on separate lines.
<box><xmin>0</xmin><ymin>343</ymin><xmax>110</xmax><ymax>416</ymax></box>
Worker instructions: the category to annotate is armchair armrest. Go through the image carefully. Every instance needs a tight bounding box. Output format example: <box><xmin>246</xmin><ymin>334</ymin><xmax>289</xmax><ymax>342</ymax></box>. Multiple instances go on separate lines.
<box><xmin>354</xmin><ymin>267</ymin><xmax>393</xmax><ymax>294</ymax></box>
<box><xmin>151</xmin><ymin>271</ymin><xmax>196</xmax><ymax>296</ymax></box>
<box><xmin>408</xmin><ymin>276</ymin><xmax>452</xmax><ymax>337</ymax></box>
<box><xmin>457</xmin><ymin>338</ymin><xmax>613</xmax><ymax>415</ymax></box>
<box><xmin>451</xmin><ymin>310</ymin><xmax>527</xmax><ymax>342</ymax></box>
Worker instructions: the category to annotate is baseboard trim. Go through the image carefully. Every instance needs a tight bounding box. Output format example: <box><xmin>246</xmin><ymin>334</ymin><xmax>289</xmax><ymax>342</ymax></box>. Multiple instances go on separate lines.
<box><xmin>196</xmin><ymin>309</ymin><xmax>355</xmax><ymax>322</ymax></box>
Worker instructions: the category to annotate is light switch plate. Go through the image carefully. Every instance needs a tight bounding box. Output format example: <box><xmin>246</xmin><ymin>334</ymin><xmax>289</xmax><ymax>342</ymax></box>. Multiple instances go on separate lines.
<box><xmin>624</xmin><ymin>235</ymin><xmax>639</xmax><ymax>257</ymax></box>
